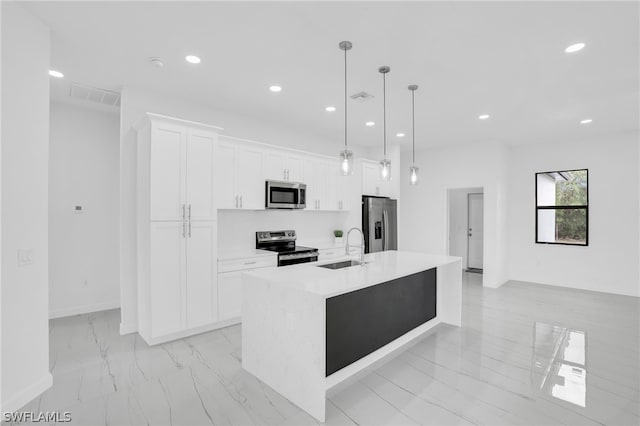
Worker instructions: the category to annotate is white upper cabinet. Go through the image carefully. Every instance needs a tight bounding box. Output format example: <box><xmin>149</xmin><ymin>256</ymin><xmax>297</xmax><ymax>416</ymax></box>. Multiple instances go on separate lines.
<box><xmin>150</xmin><ymin>122</ymin><xmax>186</xmax><ymax>221</ymax></box>
<box><xmin>214</xmin><ymin>139</ymin><xmax>238</xmax><ymax>209</ymax></box>
<box><xmin>215</xmin><ymin>138</ymin><xmax>265</xmax><ymax>210</ymax></box>
<box><xmin>236</xmin><ymin>144</ymin><xmax>265</xmax><ymax>209</ymax></box>
<box><xmin>264</xmin><ymin>150</ymin><xmax>304</xmax><ymax>183</ymax></box>
<box><xmin>185</xmin><ymin>128</ymin><xmax>217</xmax><ymax>221</ymax></box>
<box><xmin>362</xmin><ymin>159</ymin><xmax>391</xmax><ymax>197</ymax></box>
<box><xmin>148</xmin><ymin>119</ymin><xmax>217</xmax><ymax>221</ymax></box>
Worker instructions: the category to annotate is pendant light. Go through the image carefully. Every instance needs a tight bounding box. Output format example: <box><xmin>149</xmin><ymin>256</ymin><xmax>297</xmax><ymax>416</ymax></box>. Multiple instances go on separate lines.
<box><xmin>408</xmin><ymin>85</ymin><xmax>419</xmax><ymax>185</ymax></box>
<box><xmin>339</xmin><ymin>41</ymin><xmax>354</xmax><ymax>176</ymax></box>
<box><xmin>379</xmin><ymin>66</ymin><xmax>391</xmax><ymax>181</ymax></box>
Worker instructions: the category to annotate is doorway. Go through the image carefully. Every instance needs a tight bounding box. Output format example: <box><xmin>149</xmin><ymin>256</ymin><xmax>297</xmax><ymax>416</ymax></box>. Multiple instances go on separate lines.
<box><xmin>447</xmin><ymin>187</ymin><xmax>484</xmax><ymax>273</ymax></box>
<box><xmin>467</xmin><ymin>193</ymin><xmax>484</xmax><ymax>272</ymax></box>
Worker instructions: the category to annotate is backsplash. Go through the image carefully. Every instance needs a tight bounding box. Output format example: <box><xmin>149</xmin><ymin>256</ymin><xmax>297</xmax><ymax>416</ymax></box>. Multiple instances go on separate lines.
<box><xmin>217</xmin><ymin>209</ymin><xmax>357</xmax><ymax>252</ymax></box>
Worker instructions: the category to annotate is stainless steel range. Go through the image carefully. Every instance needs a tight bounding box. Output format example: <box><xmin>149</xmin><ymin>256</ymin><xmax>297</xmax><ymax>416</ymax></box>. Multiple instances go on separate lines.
<box><xmin>256</xmin><ymin>230</ymin><xmax>319</xmax><ymax>267</ymax></box>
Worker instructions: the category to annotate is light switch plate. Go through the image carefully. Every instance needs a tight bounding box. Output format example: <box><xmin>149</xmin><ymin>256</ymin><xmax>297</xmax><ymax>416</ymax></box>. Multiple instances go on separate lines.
<box><xmin>18</xmin><ymin>249</ymin><xmax>34</xmax><ymax>266</ymax></box>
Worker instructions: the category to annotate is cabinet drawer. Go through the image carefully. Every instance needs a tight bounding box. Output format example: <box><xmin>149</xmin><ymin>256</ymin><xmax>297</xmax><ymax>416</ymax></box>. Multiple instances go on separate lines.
<box><xmin>218</xmin><ymin>256</ymin><xmax>276</xmax><ymax>273</ymax></box>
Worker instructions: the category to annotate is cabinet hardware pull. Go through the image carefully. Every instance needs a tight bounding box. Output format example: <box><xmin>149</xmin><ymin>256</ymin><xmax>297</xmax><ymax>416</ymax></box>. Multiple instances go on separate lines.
<box><xmin>188</xmin><ymin>204</ymin><xmax>192</xmax><ymax>220</ymax></box>
<box><xmin>188</xmin><ymin>221</ymin><xmax>192</xmax><ymax>238</ymax></box>
<box><xmin>244</xmin><ymin>261</ymin><xmax>257</xmax><ymax>265</ymax></box>
<box><xmin>240</xmin><ymin>196</ymin><xmax>243</xmax><ymax>208</ymax></box>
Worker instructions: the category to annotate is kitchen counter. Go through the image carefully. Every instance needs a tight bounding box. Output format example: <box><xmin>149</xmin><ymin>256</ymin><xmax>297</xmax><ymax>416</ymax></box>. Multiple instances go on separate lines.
<box><xmin>242</xmin><ymin>250</ymin><xmax>462</xmax><ymax>422</ymax></box>
<box><xmin>246</xmin><ymin>250</ymin><xmax>459</xmax><ymax>298</ymax></box>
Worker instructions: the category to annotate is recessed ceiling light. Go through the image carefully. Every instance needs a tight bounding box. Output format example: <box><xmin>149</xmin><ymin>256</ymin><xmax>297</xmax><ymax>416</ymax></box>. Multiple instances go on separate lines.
<box><xmin>49</xmin><ymin>70</ymin><xmax>64</xmax><ymax>78</ymax></box>
<box><xmin>478</xmin><ymin>114</ymin><xmax>490</xmax><ymax>120</ymax></box>
<box><xmin>365</xmin><ymin>121</ymin><xmax>375</xmax><ymax>127</ymax></box>
<box><xmin>565</xmin><ymin>43</ymin><xmax>585</xmax><ymax>53</ymax></box>
<box><xmin>580</xmin><ymin>118</ymin><xmax>593</xmax><ymax>124</ymax></box>
<box><xmin>396</xmin><ymin>133</ymin><xmax>405</xmax><ymax>137</ymax></box>
<box><xmin>185</xmin><ymin>55</ymin><xmax>201</xmax><ymax>64</ymax></box>
<box><xmin>269</xmin><ymin>85</ymin><xmax>282</xmax><ymax>92</ymax></box>
<box><xmin>325</xmin><ymin>106</ymin><xmax>336</xmax><ymax>112</ymax></box>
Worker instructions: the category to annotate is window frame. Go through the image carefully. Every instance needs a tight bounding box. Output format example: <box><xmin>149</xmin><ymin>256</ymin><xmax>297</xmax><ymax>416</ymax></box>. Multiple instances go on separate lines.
<box><xmin>535</xmin><ymin>168</ymin><xmax>589</xmax><ymax>247</ymax></box>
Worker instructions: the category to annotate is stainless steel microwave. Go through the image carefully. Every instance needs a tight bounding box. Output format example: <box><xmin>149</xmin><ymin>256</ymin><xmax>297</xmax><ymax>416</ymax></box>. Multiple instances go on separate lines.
<box><xmin>265</xmin><ymin>180</ymin><xmax>306</xmax><ymax>209</ymax></box>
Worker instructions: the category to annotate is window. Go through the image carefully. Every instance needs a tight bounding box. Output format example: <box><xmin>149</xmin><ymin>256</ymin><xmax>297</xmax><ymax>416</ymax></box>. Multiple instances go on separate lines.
<box><xmin>535</xmin><ymin>169</ymin><xmax>588</xmax><ymax>246</ymax></box>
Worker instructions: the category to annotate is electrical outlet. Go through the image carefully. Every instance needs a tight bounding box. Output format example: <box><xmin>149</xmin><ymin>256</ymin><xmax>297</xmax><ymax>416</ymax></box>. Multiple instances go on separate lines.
<box><xmin>18</xmin><ymin>249</ymin><xmax>34</xmax><ymax>266</ymax></box>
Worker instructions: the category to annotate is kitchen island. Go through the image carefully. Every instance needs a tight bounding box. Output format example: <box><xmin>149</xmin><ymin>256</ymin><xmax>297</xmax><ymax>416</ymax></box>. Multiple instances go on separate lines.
<box><xmin>242</xmin><ymin>250</ymin><xmax>462</xmax><ymax>422</ymax></box>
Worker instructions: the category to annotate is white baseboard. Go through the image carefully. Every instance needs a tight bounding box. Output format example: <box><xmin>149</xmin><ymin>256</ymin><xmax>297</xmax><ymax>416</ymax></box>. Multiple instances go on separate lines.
<box><xmin>119</xmin><ymin>321</ymin><xmax>137</xmax><ymax>335</ymax></box>
<box><xmin>49</xmin><ymin>301</ymin><xmax>120</xmax><ymax>319</ymax></box>
<box><xmin>1</xmin><ymin>373</ymin><xmax>52</xmax><ymax>414</ymax></box>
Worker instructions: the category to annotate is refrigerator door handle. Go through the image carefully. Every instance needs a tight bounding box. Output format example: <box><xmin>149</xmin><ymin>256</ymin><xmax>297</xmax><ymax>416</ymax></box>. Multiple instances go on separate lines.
<box><xmin>383</xmin><ymin>210</ymin><xmax>389</xmax><ymax>251</ymax></box>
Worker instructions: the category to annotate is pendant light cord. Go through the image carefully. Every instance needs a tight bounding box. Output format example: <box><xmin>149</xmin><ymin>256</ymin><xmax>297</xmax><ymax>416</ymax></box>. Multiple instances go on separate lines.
<box><xmin>412</xmin><ymin>89</ymin><xmax>415</xmax><ymax>164</ymax></box>
<box><xmin>344</xmin><ymin>46</ymin><xmax>347</xmax><ymax>150</ymax></box>
<box><xmin>383</xmin><ymin>72</ymin><xmax>387</xmax><ymax>158</ymax></box>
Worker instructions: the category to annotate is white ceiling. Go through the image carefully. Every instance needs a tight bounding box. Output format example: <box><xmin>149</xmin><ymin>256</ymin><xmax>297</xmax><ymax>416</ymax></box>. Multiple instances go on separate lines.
<box><xmin>24</xmin><ymin>1</ymin><xmax>639</xmax><ymax>149</ymax></box>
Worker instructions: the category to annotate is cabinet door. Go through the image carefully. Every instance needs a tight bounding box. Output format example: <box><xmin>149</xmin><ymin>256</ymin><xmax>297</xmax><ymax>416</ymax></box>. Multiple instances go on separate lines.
<box><xmin>362</xmin><ymin>161</ymin><xmax>390</xmax><ymax>196</ymax></box>
<box><xmin>186</xmin><ymin>129</ymin><xmax>216</xmax><ymax>220</ymax></box>
<box><xmin>237</xmin><ymin>145</ymin><xmax>265</xmax><ymax>209</ymax></box>
<box><xmin>150</xmin><ymin>222</ymin><xmax>186</xmax><ymax>336</ymax></box>
<box><xmin>186</xmin><ymin>222</ymin><xmax>217</xmax><ymax>328</ymax></box>
<box><xmin>303</xmin><ymin>157</ymin><xmax>317</xmax><ymax>209</ymax></box>
<box><xmin>286</xmin><ymin>155</ymin><xmax>305</xmax><ymax>182</ymax></box>
<box><xmin>264</xmin><ymin>150</ymin><xmax>287</xmax><ymax>181</ymax></box>
<box><xmin>218</xmin><ymin>271</ymin><xmax>242</xmax><ymax>321</ymax></box>
<box><xmin>150</xmin><ymin>123</ymin><xmax>186</xmax><ymax>220</ymax></box>
<box><xmin>215</xmin><ymin>140</ymin><xmax>237</xmax><ymax>209</ymax></box>
<box><xmin>338</xmin><ymin>174</ymin><xmax>356</xmax><ymax>211</ymax></box>
<box><xmin>316</xmin><ymin>160</ymin><xmax>338</xmax><ymax>211</ymax></box>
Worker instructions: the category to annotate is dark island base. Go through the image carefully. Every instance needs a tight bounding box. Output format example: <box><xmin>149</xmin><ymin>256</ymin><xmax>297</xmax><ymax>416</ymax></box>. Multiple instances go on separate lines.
<box><xmin>325</xmin><ymin>268</ymin><xmax>437</xmax><ymax>376</ymax></box>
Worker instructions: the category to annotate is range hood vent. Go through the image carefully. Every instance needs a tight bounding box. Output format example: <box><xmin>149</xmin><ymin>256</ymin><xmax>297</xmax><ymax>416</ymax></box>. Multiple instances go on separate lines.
<box><xmin>350</xmin><ymin>91</ymin><xmax>374</xmax><ymax>103</ymax></box>
<box><xmin>69</xmin><ymin>83</ymin><xmax>121</xmax><ymax>107</ymax></box>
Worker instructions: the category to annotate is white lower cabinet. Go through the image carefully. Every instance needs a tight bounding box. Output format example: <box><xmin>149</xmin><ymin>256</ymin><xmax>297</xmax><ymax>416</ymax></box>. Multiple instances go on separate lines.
<box><xmin>218</xmin><ymin>271</ymin><xmax>242</xmax><ymax>321</ymax></box>
<box><xmin>218</xmin><ymin>254</ymin><xmax>277</xmax><ymax>322</ymax></box>
<box><xmin>186</xmin><ymin>222</ymin><xmax>218</xmax><ymax>328</ymax></box>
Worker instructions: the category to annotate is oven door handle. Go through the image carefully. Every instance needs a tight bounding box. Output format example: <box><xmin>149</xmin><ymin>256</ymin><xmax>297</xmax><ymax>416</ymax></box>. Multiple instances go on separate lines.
<box><xmin>279</xmin><ymin>251</ymin><xmax>319</xmax><ymax>261</ymax></box>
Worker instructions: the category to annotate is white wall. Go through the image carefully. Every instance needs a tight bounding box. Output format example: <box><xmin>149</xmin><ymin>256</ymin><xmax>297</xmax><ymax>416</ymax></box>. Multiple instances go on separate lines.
<box><xmin>1</xmin><ymin>2</ymin><xmax>52</xmax><ymax>412</ymax></box>
<box><xmin>448</xmin><ymin>187</ymin><xmax>483</xmax><ymax>269</ymax></box>
<box><xmin>399</xmin><ymin>142</ymin><xmax>509</xmax><ymax>288</ymax></box>
<box><xmin>507</xmin><ymin>133</ymin><xmax>640</xmax><ymax>297</ymax></box>
<box><xmin>49</xmin><ymin>102</ymin><xmax>120</xmax><ymax>318</ymax></box>
<box><xmin>119</xmin><ymin>86</ymin><xmax>368</xmax><ymax>333</ymax></box>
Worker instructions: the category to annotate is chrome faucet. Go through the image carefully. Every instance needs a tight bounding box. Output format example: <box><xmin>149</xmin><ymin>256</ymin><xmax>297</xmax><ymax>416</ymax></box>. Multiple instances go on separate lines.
<box><xmin>345</xmin><ymin>227</ymin><xmax>365</xmax><ymax>264</ymax></box>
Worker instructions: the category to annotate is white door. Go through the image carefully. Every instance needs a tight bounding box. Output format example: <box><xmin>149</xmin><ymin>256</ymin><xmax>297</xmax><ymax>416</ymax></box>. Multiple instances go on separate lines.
<box><xmin>237</xmin><ymin>145</ymin><xmax>264</xmax><ymax>209</ymax></box>
<box><xmin>467</xmin><ymin>193</ymin><xmax>484</xmax><ymax>270</ymax></box>
<box><xmin>316</xmin><ymin>160</ymin><xmax>337</xmax><ymax>210</ymax></box>
<box><xmin>150</xmin><ymin>123</ymin><xmax>186</xmax><ymax>221</ymax></box>
<box><xmin>303</xmin><ymin>158</ymin><xmax>317</xmax><ymax>209</ymax></box>
<box><xmin>218</xmin><ymin>271</ymin><xmax>242</xmax><ymax>321</ymax></box>
<box><xmin>186</xmin><ymin>129</ymin><xmax>216</xmax><ymax>220</ymax></box>
<box><xmin>150</xmin><ymin>221</ymin><xmax>186</xmax><ymax>336</ymax></box>
<box><xmin>362</xmin><ymin>161</ymin><xmax>383</xmax><ymax>196</ymax></box>
<box><xmin>214</xmin><ymin>140</ymin><xmax>237</xmax><ymax>209</ymax></box>
<box><xmin>186</xmin><ymin>222</ymin><xmax>217</xmax><ymax>328</ymax></box>
<box><xmin>286</xmin><ymin>155</ymin><xmax>305</xmax><ymax>182</ymax></box>
<box><xmin>264</xmin><ymin>151</ymin><xmax>287</xmax><ymax>181</ymax></box>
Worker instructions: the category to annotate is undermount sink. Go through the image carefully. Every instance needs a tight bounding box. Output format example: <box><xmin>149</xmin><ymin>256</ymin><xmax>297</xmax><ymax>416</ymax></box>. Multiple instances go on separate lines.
<box><xmin>317</xmin><ymin>260</ymin><xmax>362</xmax><ymax>270</ymax></box>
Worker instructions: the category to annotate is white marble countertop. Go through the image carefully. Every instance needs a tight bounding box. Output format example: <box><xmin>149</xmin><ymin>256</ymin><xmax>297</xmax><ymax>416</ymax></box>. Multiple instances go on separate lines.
<box><xmin>218</xmin><ymin>249</ymin><xmax>276</xmax><ymax>261</ymax></box>
<box><xmin>243</xmin><ymin>250</ymin><xmax>461</xmax><ymax>299</ymax></box>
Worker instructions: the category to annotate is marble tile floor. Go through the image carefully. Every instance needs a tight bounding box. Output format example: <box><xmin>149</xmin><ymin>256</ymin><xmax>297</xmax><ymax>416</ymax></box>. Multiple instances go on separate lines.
<box><xmin>9</xmin><ymin>272</ymin><xmax>640</xmax><ymax>425</ymax></box>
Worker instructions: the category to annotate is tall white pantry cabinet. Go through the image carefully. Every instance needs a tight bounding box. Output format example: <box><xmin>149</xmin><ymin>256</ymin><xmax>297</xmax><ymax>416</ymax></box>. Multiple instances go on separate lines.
<box><xmin>135</xmin><ymin>113</ymin><xmax>224</xmax><ymax>345</ymax></box>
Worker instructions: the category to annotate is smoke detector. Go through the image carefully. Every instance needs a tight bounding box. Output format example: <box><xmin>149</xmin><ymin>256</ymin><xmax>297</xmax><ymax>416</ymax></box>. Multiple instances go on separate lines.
<box><xmin>350</xmin><ymin>91</ymin><xmax>375</xmax><ymax>103</ymax></box>
<box><xmin>148</xmin><ymin>57</ymin><xmax>164</xmax><ymax>68</ymax></box>
<box><xmin>69</xmin><ymin>83</ymin><xmax>121</xmax><ymax>107</ymax></box>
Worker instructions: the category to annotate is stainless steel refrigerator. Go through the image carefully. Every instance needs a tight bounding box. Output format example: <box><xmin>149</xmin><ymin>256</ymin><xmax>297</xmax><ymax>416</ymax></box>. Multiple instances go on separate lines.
<box><xmin>362</xmin><ymin>196</ymin><xmax>397</xmax><ymax>253</ymax></box>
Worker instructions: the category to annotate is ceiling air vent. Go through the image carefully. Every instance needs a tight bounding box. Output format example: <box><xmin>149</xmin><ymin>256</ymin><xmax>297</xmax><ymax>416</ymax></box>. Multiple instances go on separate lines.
<box><xmin>69</xmin><ymin>83</ymin><xmax>121</xmax><ymax>107</ymax></box>
<box><xmin>350</xmin><ymin>91</ymin><xmax>374</xmax><ymax>103</ymax></box>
